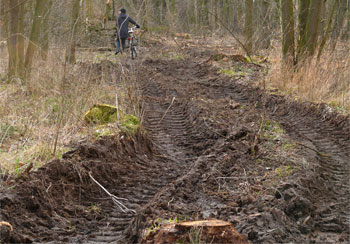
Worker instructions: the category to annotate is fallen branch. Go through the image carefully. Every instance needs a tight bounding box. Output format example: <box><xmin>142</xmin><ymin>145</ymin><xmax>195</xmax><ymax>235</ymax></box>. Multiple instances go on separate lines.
<box><xmin>296</xmin><ymin>142</ymin><xmax>331</xmax><ymax>157</ymax></box>
<box><xmin>88</xmin><ymin>172</ymin><xmax>136</xmax><ymax>214</ymax></box>
<box><xmin>158</xmin><ymin>97</ymin><xmax>176</xmax><ymax>125</ymax></box>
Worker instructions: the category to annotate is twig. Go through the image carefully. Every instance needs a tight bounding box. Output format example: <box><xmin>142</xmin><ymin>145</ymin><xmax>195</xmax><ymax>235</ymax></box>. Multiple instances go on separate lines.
<box><xmin>0</xmin><ymin>121</ymin><xmax>16</xmax><ymax>147</ymax></box>
<box><xmin>296</xmin><ymin>142</ymin><xmax>331</xmax><ymax>157</ymax></box>
<box><xmin>216</xmin><ymin>176</ymin><xmax>262</xmax><ymax>180</ymax></box>
<box><xmin>89</xmin><ymin>172</ymin><xmax>136</xmax><ymax>214</ymax></box>
<box><xmin>158</xmin><ymin>97</ymin><xmax>175</xmax><ymax>125</ymax></box>
<box><xmin>206</xmin><ymin>10</ymin><xmax>252</xmax><ymax>60</ymax></box>
<box><xmin>46</xmin><ymin>182</ymin><xmax>52</xmax><ymax>193</ymax></box>
<box><xmin>168</xmin><ymin>197</ymin><xmax>174</xmax><ymax>206</ymax></box>
<box><xmin>203</xmin><ymin>117</ymin><xmax>225</xmax><ymax>138</ymax></box>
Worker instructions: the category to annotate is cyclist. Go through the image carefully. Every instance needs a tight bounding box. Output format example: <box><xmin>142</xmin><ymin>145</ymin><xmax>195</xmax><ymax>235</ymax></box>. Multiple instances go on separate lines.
<box><xmin>115</xmin><ymin>8</ymin><xmax>140</xmax><ymax>55</ymax></box>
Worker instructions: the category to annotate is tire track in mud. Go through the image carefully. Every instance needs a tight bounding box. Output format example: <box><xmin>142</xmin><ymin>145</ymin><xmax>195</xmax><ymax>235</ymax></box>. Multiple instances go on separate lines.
<box><xmin>217</xmin><ymin>82</ymin><xmax>349</xmax><ymax>235</ymax></box>
<box><xmin>153</xmin><ymin>58</ymin><xmax>350</xmax><ymax>237</ymax></box>
<box><xmin>74</xmin><ymin>78</ymin><xmax>215</xmax><ymax>243</ymax></box>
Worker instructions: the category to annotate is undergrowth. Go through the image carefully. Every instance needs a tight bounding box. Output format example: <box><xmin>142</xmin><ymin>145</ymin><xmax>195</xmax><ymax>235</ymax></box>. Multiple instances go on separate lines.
<box><xmin>0</xmin><ymin>49</ymin><xmax>142</xmax><ymax>174</ymax></box>
<box><xmin>266</xmin><ymin>42</ymin><xmax>350</xmax><ymax>112</ymax></box>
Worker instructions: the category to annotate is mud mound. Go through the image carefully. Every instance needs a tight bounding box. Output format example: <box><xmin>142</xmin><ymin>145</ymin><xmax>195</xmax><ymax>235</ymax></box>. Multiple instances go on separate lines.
<box><xmin>0</xmin><ymin>132</ymin><xmax>156</xmax><ymax>243</ymax></box>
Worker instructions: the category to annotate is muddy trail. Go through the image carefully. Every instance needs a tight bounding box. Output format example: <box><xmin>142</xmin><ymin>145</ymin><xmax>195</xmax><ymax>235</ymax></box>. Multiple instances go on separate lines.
<box><xmin>1</xmin><ymin>43</ymin><xmax>349</xmax><ymax>243</ymax></box>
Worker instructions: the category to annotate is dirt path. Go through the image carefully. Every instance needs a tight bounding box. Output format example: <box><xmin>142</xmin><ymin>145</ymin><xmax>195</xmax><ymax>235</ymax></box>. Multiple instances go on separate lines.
<box><xmin>0</xmin><ymin>43</ymin><xmax>349</xmax><ymax>243</ymax></box>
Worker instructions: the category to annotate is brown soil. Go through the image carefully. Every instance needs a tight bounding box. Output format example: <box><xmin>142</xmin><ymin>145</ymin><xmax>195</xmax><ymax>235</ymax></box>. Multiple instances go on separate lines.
<box><xmin>0</xmin><ymin>38</ymin><xmax>349</xmax><ymax>244</ymax></box>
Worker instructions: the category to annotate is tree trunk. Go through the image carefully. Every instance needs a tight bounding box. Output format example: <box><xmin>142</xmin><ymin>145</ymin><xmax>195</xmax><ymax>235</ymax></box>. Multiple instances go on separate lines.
<box><xmin>259</xmin><ymin>0</ymin><xmax>271</xmax><ymax>49</ymax></box>
<box><xmin>25</xmin><ymin>0</ymin><xmax>47</xmax><ymax>77</ymax></box>
<box><xmin>18</xmin><ymin>1</ymin><xmax>25</xmax><ymax>69</ymax></box>
<box><xmin>297</xmin><ymin>0</ymin><xmax>310</xmax><ymax>58</ymax></box>
<box><xmin>244</xmin><ymin>0</ymin><xmax>253</xmax><ymax>55</ymax></box>
<box><xmin>281</xmin><ymin>0</ymin><xmax>295</xmax><ymax>64</ymax></box>
<box><xmin>346</xmin><ymin>0</ymin><xmax>350</xmax><ymax>39</ymax></box>
<box><xmin>317</xmin><ymin>0</ymin><xmax>337</xmax><ymax>60</ymax></box>
<box><xmin>86</xmin><ymin>0</ymin><xmax>93</xmax><ymax>19</ymax></box>
<box><xmin>7</xmin><ymin>0</ymin><xmax>25</xmax><ymax>79</ymax></box>
<box><xmin>330</xmin><ymin>0</ymin><xmax>347</xmax><ymax>50</ymax></box>
<box><xmin>0</xmin><ymin>0</ymin><xmax>8</xmax><ymax>40</ymax></box>
<box><xmin>194</xmin><ymin>0</ymin><xmax>199</xmax><ymax>30</ymax></box>
<box><xmin>67</xmin><ymin>0</ymin><xmax>80</xmax><ymax>64</ymax></box>
<box><xmin>304</xmin><ymin>0</ymin><xmax>323</xmax><ymax>57</ymax></box>
<box><xmin>40</xmin><ymin>0</ymin><xmax>53</xmax><ymax>60</ymax></box>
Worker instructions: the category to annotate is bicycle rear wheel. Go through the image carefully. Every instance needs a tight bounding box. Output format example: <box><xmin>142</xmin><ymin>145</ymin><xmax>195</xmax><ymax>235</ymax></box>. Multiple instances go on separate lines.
<box><xmin>130</xmin><ymin>39</ymin><xmax>137</xmax><ymax>60</ymax></box>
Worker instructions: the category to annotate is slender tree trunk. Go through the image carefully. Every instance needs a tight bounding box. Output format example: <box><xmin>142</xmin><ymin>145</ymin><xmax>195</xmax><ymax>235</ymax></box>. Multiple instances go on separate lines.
<box><xmin>18</xmin><ymin>1</ymin><xmax>25</xmax><ymax>66</ymax></box>
<box><xmin>330</xmin><ymin>0</ymin><xmax>347</xmax><ymax>50</ymax></box>
<box><xmin>232</xmin><ymin>0</ymin><xmax>239</xmax><ymax>32</ymax></box>
<box><xmin>244</xmin><ymin>0</ymin><xmax>253</xmax><ymax>55</ymax></box>
<box><xmin>194</xmin><ymin>0</ymin><xmax>199</xmax><ymax>30</ymax></box>
<box><xmin>86</xmin><ymin>0</ymin><xmax>93</xmax><ymax>19</ymax></box>
<box><xmin>304</xmin><ymin>0</ymin><xmax>323</xmax><ymax>57</ymax></box>
<box><xmin>7</xmin><ymin>0</ymin><xmax>24</xmax><ymax>79</ymax></box>
<box><xmin>7</xmin><ymin>0</ymin><xmax>19</xmax><ymax>78</ymax></box>
<box><xmin>40</xmin><ymin>0</ymin><xmax>53</xmax><ymax>60</ymax></box>
<box><xmin>346</xmin><ymin>0</ymin><xmax>350</xmax><ymax>39</ymax></box>
<box><xmin>67</xmin><ymin>0</ymin><xmax>80</xmax><ymax>64</ymax></box>
<box><xmin>25</xmin><ymin>0</ymin><xmax>47</xmax><ymax>76</ymax></box>
<box><xmin>281</xmin><ymin>0</ymin><xmax>295</xmax><ymax>64</ymax></box>
<box><xmin>1</xmin><ymin>0</ymin><xmax>8</xmax><ymax>40</ymax></box>
<box><xmin>260</xmin><ymin>0</ymin><xmax>271</xmax><ymax>49</ymax></box>
<box><xmin>297</xmin><ymin>0</ymin><xmax>310</xmax><ymax>58</ymax></box>
<box><xmin>317</xmin><ymin>0</ymin><xmax>337</xmax><ymax>60</ymax></box>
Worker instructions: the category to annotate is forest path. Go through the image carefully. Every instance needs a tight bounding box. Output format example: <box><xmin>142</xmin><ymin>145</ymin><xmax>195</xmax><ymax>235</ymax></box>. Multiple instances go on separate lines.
<box><xmin>0</xmin><ymin>40</ymin><xmax>349</xmax><ymax>244</ymax></box>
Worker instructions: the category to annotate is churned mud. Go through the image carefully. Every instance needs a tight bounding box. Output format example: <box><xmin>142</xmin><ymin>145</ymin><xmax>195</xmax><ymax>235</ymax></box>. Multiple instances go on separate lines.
<box><xmin>0</xmin><ymin>38</ymin><xmax>349</xmax><ymax>243</ymax></box>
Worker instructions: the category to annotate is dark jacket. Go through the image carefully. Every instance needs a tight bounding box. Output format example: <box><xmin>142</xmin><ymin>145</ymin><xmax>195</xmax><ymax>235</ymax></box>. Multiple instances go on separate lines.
<box><xmin>116</xmin><ymin>13</ymin><xmax>137</xmax><ymax>39</ymax></box>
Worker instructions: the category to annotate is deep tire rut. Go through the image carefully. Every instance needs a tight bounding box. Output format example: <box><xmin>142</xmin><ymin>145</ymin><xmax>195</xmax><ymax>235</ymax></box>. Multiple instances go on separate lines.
<box><xmin>141</xmin><ymin>57</ymin><xmax>349</xmax><ymax>240</ymax></box>
<box><xmin>74</xmin><ymin>79</ymin><xmax>215</xmax><ymax>243</ymax></box>
<box><xmin>177</xmin><ymin>59</ymin><xmax>350</xmax><ymax>237</ymax></box>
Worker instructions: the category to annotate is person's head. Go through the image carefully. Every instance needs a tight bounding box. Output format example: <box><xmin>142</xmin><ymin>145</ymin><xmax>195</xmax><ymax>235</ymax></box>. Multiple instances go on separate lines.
<box><xmin>120</xmin><ymin>8</ymin><xmax>126</xmax><ymax>14</ymax></box>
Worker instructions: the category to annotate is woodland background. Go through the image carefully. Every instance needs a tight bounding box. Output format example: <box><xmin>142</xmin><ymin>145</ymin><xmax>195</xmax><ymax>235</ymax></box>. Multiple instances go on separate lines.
<box><xmin>0</xmin><ymin>0</ymin><xmax>349</xmax><ymax>173</ymax></box>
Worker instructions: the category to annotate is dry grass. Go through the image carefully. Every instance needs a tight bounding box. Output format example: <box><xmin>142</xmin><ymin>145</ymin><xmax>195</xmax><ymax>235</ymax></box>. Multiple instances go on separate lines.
<box><xmin>0</xmin><ymin>48</ymin><xmax>124</xmax><ymax>174</ymax></box>
<box><xmin>267</xmin><ymin>42</ymin><xmax>350</xmax><ymax>112</ymax></box>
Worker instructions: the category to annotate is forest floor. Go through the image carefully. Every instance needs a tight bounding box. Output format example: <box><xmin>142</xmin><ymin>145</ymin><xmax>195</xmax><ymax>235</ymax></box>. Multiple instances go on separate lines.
<box><xmin>0</xmin><ymin>36</ymin><xmax>349</xmax><ymax>244</ymax></box>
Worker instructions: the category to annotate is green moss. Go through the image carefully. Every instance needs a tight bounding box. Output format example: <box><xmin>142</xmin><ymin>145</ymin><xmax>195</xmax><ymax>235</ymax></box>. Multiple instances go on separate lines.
<box><xmin>85</xmin><ymin>104</ymin><xmax>139</xmax><ymax>134</ymax></box>
<box><xmin>219</xmin><ymin>68</ymin><xmax>248</xmax><ymax>77</ymax></box>
<box><xmin>84</xmin><ymin>104</ymin><xmax>121</xmax><ymax>125</ymax></box>
<box><xmin>246</xmin><ymin>55</ymin><xmax>267</xmax><ymax>64</ymax></box>
<box><xmin>120</xmin><ymin>114</ymin><xmax>139</xmax><ymax>133</ymax></box>
<box><xmin>275</xmin><ymin>165</ymin><xmax>293</xmax><ymax>178</ymax></box>
<box><xmin>171</xmin><ymin>53</ymin><xmax>185</xmax><ymax>60</ymax></box>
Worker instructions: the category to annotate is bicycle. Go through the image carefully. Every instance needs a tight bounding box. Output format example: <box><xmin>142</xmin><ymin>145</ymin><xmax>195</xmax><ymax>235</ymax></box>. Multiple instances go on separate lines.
<box><xmin>128</xmin><ymin>27</ymin><xmax>138</xmax><ymax>60</ymax></box>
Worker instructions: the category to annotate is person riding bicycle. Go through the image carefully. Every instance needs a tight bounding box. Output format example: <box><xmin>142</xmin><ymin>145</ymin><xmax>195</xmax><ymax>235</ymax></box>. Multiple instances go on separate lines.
<box><xmin>115</xmin><ymin>8</ymin><xmax>140</xmax><ymax>55</ymax></box>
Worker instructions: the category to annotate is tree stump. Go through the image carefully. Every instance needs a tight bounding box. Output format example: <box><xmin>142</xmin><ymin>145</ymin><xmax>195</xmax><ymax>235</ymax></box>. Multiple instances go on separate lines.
<box><xmin>143</xmin><ymin>219</ymin><xmax>250</xmax><ymax>244</ymax></box>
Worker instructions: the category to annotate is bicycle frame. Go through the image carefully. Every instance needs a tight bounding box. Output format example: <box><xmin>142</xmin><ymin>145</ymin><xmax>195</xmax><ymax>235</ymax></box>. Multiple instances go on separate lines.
<box><xmin>128</xmin><ymin>27</ymin><xmax>138</xmax><ymax>59</ymax></box>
